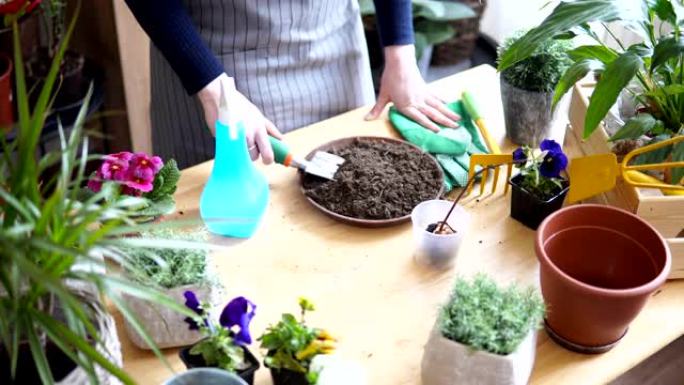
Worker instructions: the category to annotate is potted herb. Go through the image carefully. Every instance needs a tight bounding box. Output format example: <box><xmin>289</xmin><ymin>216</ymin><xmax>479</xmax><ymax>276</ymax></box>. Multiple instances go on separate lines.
<box><xmin>422</xmin><ymin>275</ymin><xmax>545</xmax><ymax>385</ymax></box>
<box><xmin>85</xmin><ymin>151</ymin><xmax>180</xmax><ymax>222</ymax></box>
<box><xmin>360</xmin><ymin>0</ymin><xmax>476</xmax><ymax>79</ymax></box>
<box><xmin>498</xmin><ymin>32</ymin><xmax>572</xmax><ymax>146</ymax></box>
<box><xmin>0</xmin><ymin>2</ymin><xmax>197</xmax><ymax>384</ymax></box>
<box><xmin>258</xmin><ymin>298</ymin><xmax>337</xmax><ymax>385</ymax></box>
<box><xmin>509</xmin><ymin>139</ymin><xmax>569</xmax><ymax>229</ymax></box>
<box><xmin>498</xmin><ymin>0</ymin><xmax>684</xmax><ymax>186</ymax></box>
<box><xmin>179</xmin><ymin>292</ymin><xmax>260</xmax><ymax>385</ymax></box>
<box><xmin>122</xmin><ymin>228</ymin><xmax>216</xmax><ymax>349</ymax></box>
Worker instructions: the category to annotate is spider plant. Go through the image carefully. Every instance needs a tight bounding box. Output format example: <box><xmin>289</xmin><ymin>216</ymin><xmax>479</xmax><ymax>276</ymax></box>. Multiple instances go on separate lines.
<box><xmin>498</xmin><ymin>0</ymin><xmax>684</xmax><ymax>185</ymax></box>
<box><xmin>0</xmin><ymin>2</ymin><xmax>200</xmax><ymax>384</ymax></box>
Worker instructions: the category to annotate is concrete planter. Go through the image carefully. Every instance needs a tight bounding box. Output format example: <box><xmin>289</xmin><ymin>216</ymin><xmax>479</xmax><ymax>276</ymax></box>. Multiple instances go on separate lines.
<box><xmin>123</xmin><ymin>284</ymin><xmax>213</xmax><ymax>349</ymax></box>
<box><xmin>421</xmin><ymin>327</ymin><xmax>537</xmax><ymax>385</ymax></box>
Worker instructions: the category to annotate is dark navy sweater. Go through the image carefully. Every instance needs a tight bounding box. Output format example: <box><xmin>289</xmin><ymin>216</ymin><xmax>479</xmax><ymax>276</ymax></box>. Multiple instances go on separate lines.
<box><xmin>125</xmin><ymin>0</ymin><xmax>413</xmax><ymax>95</ymax></box>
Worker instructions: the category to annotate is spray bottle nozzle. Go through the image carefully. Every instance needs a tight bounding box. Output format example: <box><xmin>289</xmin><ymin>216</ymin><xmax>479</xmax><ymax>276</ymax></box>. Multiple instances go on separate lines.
<box><xmin>217</xmin><ymin>77</ymin><xmax>237</xmax><ymax>140</ymax></box>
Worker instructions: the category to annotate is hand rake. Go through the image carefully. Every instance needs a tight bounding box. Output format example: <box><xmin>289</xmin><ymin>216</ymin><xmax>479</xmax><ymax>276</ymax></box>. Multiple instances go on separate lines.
<box><xmin>461</xmin><ymin>91</ymin><xmax>513</xmax><ymax>196</ymax></box>
<box><xmin>567</xmin><ymin>135</ymin><xmax>684</xmax><ymax>203</ymax></box>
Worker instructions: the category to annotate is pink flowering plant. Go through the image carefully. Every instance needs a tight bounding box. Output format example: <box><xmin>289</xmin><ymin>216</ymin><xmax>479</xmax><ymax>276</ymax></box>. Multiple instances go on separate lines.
<box><xmin>85</xmin><ymin>151</ymin><xmax>180</xmax><ymax>221</ymax></box>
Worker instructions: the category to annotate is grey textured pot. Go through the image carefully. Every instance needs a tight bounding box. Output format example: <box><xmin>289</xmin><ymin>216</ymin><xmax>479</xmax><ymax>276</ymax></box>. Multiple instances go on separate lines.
<box><xmin>500</xmin><ymin>78</ymin><xmax>568</xmax><ymax>147</ymax></box>
<box><xmin>123</xmin><ymin>284</ymin><xmax>213</xmax><ymax>349</ymax></box>
<box><xmin>421</xmin><ymin>326</ymin><xmax>537</xmax><ymax>385</ymax></box>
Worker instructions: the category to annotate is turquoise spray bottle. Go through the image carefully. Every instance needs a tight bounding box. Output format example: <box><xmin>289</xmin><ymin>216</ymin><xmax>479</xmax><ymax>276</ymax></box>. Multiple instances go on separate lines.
<box><xmin>199</xmin><ymin>82</ymin><xmax>269</xmax><ymax>238</ymax></box>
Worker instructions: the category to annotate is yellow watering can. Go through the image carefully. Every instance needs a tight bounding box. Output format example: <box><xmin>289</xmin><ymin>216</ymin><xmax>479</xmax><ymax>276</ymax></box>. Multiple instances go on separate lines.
<box><xmin>567</xmin><ymin>135</ymin><xmax>684</xmax><ymax>203</ymax></box>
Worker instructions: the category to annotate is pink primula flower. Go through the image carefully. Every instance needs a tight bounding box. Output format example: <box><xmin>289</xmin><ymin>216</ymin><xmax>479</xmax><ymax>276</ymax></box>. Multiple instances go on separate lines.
<box><xmin>87</xmin><ymin>170</ymin><xmax>103</xmax><ymax>193</ymax></box>
<box><xmin>88</xmin><ymin>151</ymin><xmax>163</xmax><ymax>195</ymax></box>
<box><xmin>130</xmin><ymin>153</ymin><xmax>163</xmax><ymax>174</ymax></box>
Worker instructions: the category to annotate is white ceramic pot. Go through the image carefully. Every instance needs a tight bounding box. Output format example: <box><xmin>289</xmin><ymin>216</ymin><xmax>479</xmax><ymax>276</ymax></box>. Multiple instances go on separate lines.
<box><xmin>421</xmin><ymin>327</ymin><xmax>537</xmax><ymax>385</ymax></box>
<box><xmin>123</xmin><ymin>284</ymin><xmax>213</xmax><ymax>349</ymax></box>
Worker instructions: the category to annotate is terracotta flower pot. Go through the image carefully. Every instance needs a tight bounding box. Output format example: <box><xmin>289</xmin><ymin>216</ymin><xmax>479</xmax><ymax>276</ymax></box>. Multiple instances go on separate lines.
<box><xmin>536</xmin><ymin>204</ymin><xmax>671</xmax><ymax>353</ymax></box>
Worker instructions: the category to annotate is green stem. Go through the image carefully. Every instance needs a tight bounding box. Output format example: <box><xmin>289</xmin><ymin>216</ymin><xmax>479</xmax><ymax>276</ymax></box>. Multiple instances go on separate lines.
<box><xmin>601</xmin><ymin>23</ymin><xmax>626</xmax><ymax>51</ymax></box>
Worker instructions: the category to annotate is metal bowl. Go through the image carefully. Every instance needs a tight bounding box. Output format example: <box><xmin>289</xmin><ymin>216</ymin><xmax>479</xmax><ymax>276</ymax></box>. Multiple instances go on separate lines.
<box><xmin>299</xmin><ymin>136</ymin><xmax>444</xmax><ymax>228</ymax></box>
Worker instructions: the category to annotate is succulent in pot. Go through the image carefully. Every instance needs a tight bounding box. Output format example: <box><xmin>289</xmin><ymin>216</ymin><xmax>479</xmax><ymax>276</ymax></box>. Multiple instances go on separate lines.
<box><xmin>179</xmin><ymin>292</ymin><xmax>260</xmax><ymax>385</ymax></box>
<box><xmin>509</xmin><ymin>139</ymin><xmax>569</xmax><ymax>229</ymax></box>
<box><xmin>498</xmin><ymin>31</ymin><xmax>572</xmax><ymax>147</ymax></box>
<box><xmin>422</xmin><ymin>274</ymin><xmax>545</xmax><ymax>385</ymax></box>
<box><xmin>498</xmin><ymin>0</ymin><xmax>684</xmax><ymax>186</ymax></box>
<box><xmin>122</xmin><ymin>228</ymin><xmax>217</xmax><ymax>349</ymax></box>
<box><xmin>536</xmin><ymin>204</ymin><xmax>671</xmax><ymax>354</ymax></box>
<box><xmin>258</xmin><ymin>298</ymin><xmax>337</xmax><ymax>385</ymax></box>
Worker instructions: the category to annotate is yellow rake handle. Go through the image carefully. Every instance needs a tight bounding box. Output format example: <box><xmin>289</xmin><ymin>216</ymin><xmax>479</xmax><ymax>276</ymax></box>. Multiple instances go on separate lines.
<box><xmin>622</xmin><ymin>135</ymin><xmax>684</xmax><ymax>190</ymax></box>
<box><xmin>474</xmin><ymin>118</ymin><xmax>502</xmax><ymax>155</ymax></box>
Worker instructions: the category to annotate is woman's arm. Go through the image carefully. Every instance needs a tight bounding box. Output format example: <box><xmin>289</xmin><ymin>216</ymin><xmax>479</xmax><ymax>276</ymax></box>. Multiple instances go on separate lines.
<box><xmin>368</xmin><ymin>0</ymin><xmax>460</xmax><ymax>131</ymax></box>
<box><xmin>124</xmin><ymin>0</ymin><xmax>223</xmax><ymax>95</ymax></box>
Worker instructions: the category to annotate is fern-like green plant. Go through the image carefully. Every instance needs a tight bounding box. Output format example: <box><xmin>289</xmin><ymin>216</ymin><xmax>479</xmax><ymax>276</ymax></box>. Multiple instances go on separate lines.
<box><xmin>498</xmin><ymin>31</ymin><xmax>572</xmax><ymax>93</ymax></box>
<box><xmin>439</xmin><ymin>275</ymin><xmax>545</xmax><ymax>355</ymax></box>
<box><xmin>124</xmin><ymin>228</ymin><xmax>210</xmax><ymax>289</ymax></box>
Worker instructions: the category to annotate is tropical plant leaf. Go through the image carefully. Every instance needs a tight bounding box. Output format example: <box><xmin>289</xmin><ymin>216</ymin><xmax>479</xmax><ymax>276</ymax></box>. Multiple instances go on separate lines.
<box><xmin>24</xmin><ymin>316</ymin><xmax>55</xmax><ymax>385</ymax></box>
<box><xmin>568</xmin><ymin>45</ymin><xmax>619</xmax><ymax>63</ymax></box>
<box><xmin>498</xmin><ymin>0</ymin><xmax>642</xmax><ymax>71</ymax></box>
<box><xmin>553</xmin><ymin>59</ymin><xmax>605</xmax><ymax>108</ymax></box>
<box><xmin>585</xmin><ymin>51</ymin><xmax>643</xmax><ymax>138</ymax></box>
<box><xmin>632</xmin><ymin>134</ymin><xmax>673</xmax><ymax>165</ymax></box>
<box><xmin>648</xmin><ymin>0</ymin><xmax>677</xmax><ymax>25</ymax></box>
<box><xmin>672</xmin><ymin>140</ymin><xmax>684</xmax><ymax>185</ymax></box>
<box><xmin>413</xmin><ymin>0</ymin><xmax>477</xmax><ymax>21</ymax></box>
<box><xmin>609</xmin><ymin>114</ymin><xmax>657</xmax><ymax>141</ymax></box>
<box><xmin>651</xmin><ymin>36</ymin><xmax>684</xmax><ymax>72</ymax></box>
<box><xmin>414</xmin><ymin>19</ymin><xmax>455</xmax><ymax>46</ymax></box>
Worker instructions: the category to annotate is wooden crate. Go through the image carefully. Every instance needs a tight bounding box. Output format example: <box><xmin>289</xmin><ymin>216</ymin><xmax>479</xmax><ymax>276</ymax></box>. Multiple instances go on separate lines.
<box><xmin>569</xmin><ymin>81</ymin><xmax>684</xmax><ymax>280</ymax></box>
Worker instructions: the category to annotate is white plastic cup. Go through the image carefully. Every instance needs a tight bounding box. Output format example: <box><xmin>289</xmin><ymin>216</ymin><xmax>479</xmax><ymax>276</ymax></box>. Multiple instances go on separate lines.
<box><xmin>411</xmin><ymin>200</ymin><xmax>470</xmax><ymax>268</ymax></box>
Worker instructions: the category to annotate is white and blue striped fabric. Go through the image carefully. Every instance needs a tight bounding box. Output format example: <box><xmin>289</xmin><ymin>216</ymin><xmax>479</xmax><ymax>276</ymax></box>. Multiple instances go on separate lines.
<box><xmin>150</xmin><ymin>0</ymin><xmax>375</xmax><ymax>168</ymax></box>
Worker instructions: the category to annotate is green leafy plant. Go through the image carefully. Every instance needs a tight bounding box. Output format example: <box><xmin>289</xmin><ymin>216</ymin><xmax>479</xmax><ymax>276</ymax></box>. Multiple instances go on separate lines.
<box><xmin>439</xmin><ymin>274</ymin><xmax>545</xmax><ymax>355</ymax></box>
<box><xmin>498</xmin><ymin>31</ymin><xmax>572</xmax><ymax>92</ymax></box>
<box><xmin>498</xmin><ymin>0</ymin><xmax>684</xmax><ymax>185</ymax></box>
<box><xmin>0</xmin><ymin>2</ymin><xmax>200</xmax><ymax>384</ymax></box>
<box><xmin>258</xmin><ymin>298</ymin><xmax>335</xmax><ymax>384</ymax></box>
<box><xmin>124</xmin><ymin>228</ymin><xmax>209</xmax><ymax>289</ymax></box>
<box><xmin>360</xmin><ymin>0</ymin><xmax>477</xmax><ymax>59</ymax></box>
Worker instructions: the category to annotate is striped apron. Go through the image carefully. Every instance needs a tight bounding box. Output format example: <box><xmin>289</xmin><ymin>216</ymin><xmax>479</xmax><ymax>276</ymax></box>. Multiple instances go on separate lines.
<box><xmin>150</xmin><ymin>0</ymin><xmax>375</xmax><ymax>168</ymax></box>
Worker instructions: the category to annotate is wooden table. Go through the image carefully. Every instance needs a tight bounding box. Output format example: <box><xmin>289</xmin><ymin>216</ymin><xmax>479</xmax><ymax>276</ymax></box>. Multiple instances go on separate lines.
<box><xmin>120</xmin><ymin>65</ymin><xmax>684</xmax><ymax>384</ymax></box>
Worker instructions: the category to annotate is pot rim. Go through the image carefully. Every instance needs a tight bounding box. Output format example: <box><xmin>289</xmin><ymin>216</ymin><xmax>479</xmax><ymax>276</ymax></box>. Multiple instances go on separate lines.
<box><xmin>411</xmin><ymin>200</ymin><xmax>470</xmax><ymax>239</ymax></box>
<box><xmin>509</xmin><ymin>174</ymin><xmax>569</xmax><ymax>204</ymax></box>
<box><xmin>535</xmin><ymin>204</ymin><xmax>671</xmax><ymax>297</ymax></box>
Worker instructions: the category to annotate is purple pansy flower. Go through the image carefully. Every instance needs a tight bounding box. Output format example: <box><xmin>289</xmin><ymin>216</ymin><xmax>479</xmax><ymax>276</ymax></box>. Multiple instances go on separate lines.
<box><xmin>540</xmin><ymin>139</ymin><xmax>562</xmax><ymax>154</ymax></box>
<box><xmin>512</xmin><ymin>147</ymin><xmax>527</xmax><ymax>164</ymax></box>
<box><xmin>540</xmin><ymin>150</ymin><xmax>568</xmax><ymax>178</ymax></box>
<box><xmin>219</xmin><ymin>296</ymin><xmax>257</xmax><ymax>345</ymax></box>
<box><xmin>183</xmin><ymin>290</ymin><xmax>206</xmax><ymax>330</ymax></box>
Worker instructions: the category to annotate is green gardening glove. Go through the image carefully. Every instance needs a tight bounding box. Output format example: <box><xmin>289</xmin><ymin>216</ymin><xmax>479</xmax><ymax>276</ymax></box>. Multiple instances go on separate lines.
<box><xmin>389</xmin><ymin>100</ymin><xmax>489</xmax><ymax>191</ymax></box>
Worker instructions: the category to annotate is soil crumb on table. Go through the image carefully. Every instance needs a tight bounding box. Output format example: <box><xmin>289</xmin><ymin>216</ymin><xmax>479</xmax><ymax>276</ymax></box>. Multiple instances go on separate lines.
<box><xmin>302</xmin><ymin>139</ymin><xmax>442</xmax><ymax>220</ymax></box>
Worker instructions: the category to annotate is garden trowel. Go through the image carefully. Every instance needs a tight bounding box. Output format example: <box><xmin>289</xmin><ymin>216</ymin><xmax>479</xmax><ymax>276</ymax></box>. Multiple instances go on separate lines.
<box><xmin>269</xmin><ymin>136</ymin><xmax>345</xmax><ymax>180</ymax></box>
<box><xmin>567</xmin><ymin>135</ymin><xmax>684</xmax><ymax>203</ymax></box>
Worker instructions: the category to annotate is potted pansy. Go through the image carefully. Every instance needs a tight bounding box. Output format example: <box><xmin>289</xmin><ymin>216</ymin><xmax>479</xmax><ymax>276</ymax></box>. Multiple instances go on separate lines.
<box><xmin>179</xmin><ymin>292</ymin><xmax>261</xmax><ymax>385</ymax></box>
<box><xmin>85</xmin><ymin>151</ymin><xmax>180</xmax><ymax>222</ymax></box>
<box><xmin>509</xmin><ymin>139</ymin><xmax>569</xmax><ymax>229</ymax></box>
<box><xmin>259</xmin><ymin>298</ymin><xmax>337</xmax><ymax>385</ymax></box>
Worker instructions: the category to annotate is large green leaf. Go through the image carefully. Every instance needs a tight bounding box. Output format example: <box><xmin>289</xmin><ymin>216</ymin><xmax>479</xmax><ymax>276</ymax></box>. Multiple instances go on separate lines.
<box><xmin>553</xmin><ymin>59</ymin><xmax>605</xmax><ymax>108</ymax></box>
<box><xmin>672</xmin><ymin>139</ymin><xmax>684</xmax><ymax>185</ymax></box>
<box><xmin>413</xmin><ymin>0</ymin><xmax>477</xmax><ymax>21</ymax></box>
<box><xmin>651</xmin><ymin>36</ymin><xmax>684</xmax><ymax>72</ymax></box>
<box><xmin>609</xmin><ymin>114</ymin><xmax>657</xmax><ymax>141</ymax></box>
<box><xmin>414</xmin><ymin>19</ymin><xmax>455</xmax><ymax>46</ymax></box>
<box><xmin>633</xmin><ymin>134</ymin><xmax>673</xmax><ymax>165</ymax></box>
<box><xmin>648</xmin><ymin>0</ymin><xmax>677</xmax><ymax>25</ymax></box>
<box><xmin>584</xmin><ymin>51</ymin><xmax>643</xmax><ymax>138</ymax></box>
<box><xmin>498</xmin><ymin>0</ymin><xmax>645</xmax><ymax>71</ymax></box>
<box><xmin>568</xmin><ymin>45</ymin><xmax>619</xmax><ymax>63</ymax></box>
<box><xmin>359</xmin><ymin>0</ymin><xmax>374</xmax><ymax>15</ymax></box>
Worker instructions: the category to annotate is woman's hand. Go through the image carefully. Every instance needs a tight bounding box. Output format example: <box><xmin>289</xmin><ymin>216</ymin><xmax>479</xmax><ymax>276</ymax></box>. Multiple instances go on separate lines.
<box><xmin>198</xmin><ymin>73</ymin><xmax>283</xmax><ymax>164</ymax></box>
<box><xmin>366</xmin><ymin>45</ymin><xmax>460</xmax><ymax>132</ymax></box>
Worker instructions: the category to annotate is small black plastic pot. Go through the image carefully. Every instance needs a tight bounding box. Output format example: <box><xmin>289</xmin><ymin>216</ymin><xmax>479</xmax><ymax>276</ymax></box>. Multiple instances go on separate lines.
<box><xmin>268</xmin><ymin>367</ymin><xmax>309</xmax><ymax>385</ymax></box>
<box><xmin>178</xmin><ymin>343</ymin><xmax>260</xmax><ymax>385</ymax></box>
<box><xmin>509</xmin><ymin>174</ymin><xmax>569</xmax><ymax>230</ymax></box>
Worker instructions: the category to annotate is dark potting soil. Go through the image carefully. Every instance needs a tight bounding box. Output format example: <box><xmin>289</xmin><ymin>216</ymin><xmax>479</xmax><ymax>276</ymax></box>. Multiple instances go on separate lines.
<box><xmin>302</xmin><ymin>139</ymin><xmax>442</xmax><ymax>220</ymax></box>
<box><xmin>426</xmin><ymin>222</ymin><xmax>456</xmax><ymax>235</ymax></box>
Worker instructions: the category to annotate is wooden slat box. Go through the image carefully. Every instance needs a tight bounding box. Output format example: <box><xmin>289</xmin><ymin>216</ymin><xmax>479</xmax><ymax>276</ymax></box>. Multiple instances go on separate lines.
<box><xmin>568</xmin><ymin>81</ymin><xmax>684</xmax><ymax>280</ymax></box>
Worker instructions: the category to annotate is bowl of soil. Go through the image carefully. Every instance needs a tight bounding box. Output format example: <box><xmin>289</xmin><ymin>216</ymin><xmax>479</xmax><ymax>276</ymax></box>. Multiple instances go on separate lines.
<box><xmin>300</xmin><ymin>137</ymin><xmax>444</xmax><ymax>227</ymax></box>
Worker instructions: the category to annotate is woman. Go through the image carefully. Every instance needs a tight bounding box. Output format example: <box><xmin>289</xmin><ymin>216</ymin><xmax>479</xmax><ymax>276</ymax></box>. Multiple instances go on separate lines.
<box><xmin>126</xmin><ymin>0</ymin><xmax>459</xmax><ymax>168</ymax></box>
